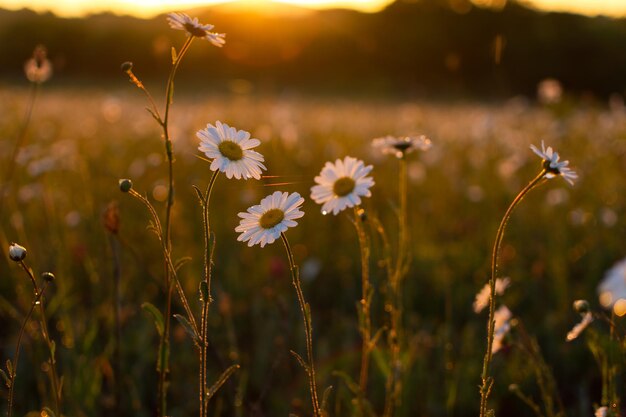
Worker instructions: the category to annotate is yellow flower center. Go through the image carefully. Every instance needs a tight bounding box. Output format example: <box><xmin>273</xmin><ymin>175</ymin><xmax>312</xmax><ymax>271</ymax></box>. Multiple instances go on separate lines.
<box><xmin>259</xmin><ymin>209</ymin><xmax>285</xmax><ymax>229</ymax></box>
<box><xmin>333</xmin><ymin>177</ymin><xmax>356</xmax><ymax>197</ymax></box>
<box><xmin>218</xmin><ymin>141</ymin><xmax>243</xmax><ymax>161</ymax></box>
<box><xmin>183</xmin><ymin>23</ymin><xmax>207</xmax><ymax>38</ymax></box>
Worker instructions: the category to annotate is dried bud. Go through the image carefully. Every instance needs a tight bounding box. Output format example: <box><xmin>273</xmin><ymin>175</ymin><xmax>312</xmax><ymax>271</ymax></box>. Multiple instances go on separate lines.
<box><xmin>356</xmin><ymin>207</ymin><xmax>367</xmax><ymax>222</ymax></box>
<box><xmin>120</xmin><ymin>61</ymin><xmax>133</xmax><ymax>72</ymax></box>
<box><xmin>41</xmin><ymin>272</ymin><xmax>55</xmax><ymax>282</ymax></box>
<box><xmin>8</xmin><ymin>243</ymin><xmax>27</xmax><ymax>262</ymax></box>
<box><xmin>118</xmin><ymin>179</ymin><xmax>133</xmax><ymax>193</ymax></box>
<box><xmin>573</xmin><ymin>299</ymin><xmax>590</xmax><ymax>314</ymax></box>
<box><xmin>102</xmin><ymin>201</ymin><xmax>120</xmax><ymax>234</ymax></box>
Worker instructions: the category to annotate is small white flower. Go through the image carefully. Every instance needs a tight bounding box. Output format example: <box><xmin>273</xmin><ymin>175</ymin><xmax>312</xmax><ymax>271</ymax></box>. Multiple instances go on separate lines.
<box><xmin>595</xmin><ymin>406</ymin><xmax>608</xmax><ymax>417</ymax></box>
<box><xmin>473</xmin><ymin>277</ymin><xmax>511</xmax><ymax>313</ymax></box>
<box><xmin>492</xmin><ymin>306</ymin><xmax>512</xmax><ymax>354</ymax></box>
<box><xmin>530</xmin><ymin>141</ymin><xmax>578</xmax><ymax>185</ymax></box>
<box><xmin>310</xmin><ymin>156</ymin><xmax>374</xmax><ymax>215</ymax></box>
<box><xmin>598</xmin><ymin>257</ymin><xmax>626</xmax><ymax>314</ymax></box>
<box><xmin>372</xmin><ymin>135</ymin><xmax>432</xmax><ymax>159</ymax></box>
<box><xmin>8</xmin><ymin>243</ymin><xmax>27</xmax><ymax>262</ymax></box>
<box><xmin>236</xmin><ymin>191</ymin><xmax>304</xmax><ymax>248</ymax></box>
<box><xmin>197</xmin><ymin>121</ymin><xmax>266</xmax><ymax>180</ymax></box>
<box><xmin>167</xmin><ymin>12</ymin><xmax>226</xmax><ymax>47</ymax></box>
<box><xmin>566</xmin><ymin>312</ymin><xmax>593</xmax><ymax>341</ymax></box>
<box><xmin>24</xmin><ymin>45</ymin><xmax>52</xmax><ymax>84</ymax></box>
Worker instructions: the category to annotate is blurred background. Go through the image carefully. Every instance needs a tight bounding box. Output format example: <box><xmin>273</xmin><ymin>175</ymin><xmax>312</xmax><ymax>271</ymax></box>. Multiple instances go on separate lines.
<box><xmin>0</xmin><ymin>1</ymin><xmax>625</xmax><ymax>417</ymax></box>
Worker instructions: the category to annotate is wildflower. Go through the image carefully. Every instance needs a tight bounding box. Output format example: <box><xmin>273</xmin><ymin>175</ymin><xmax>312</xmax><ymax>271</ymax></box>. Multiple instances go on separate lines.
<box><xmin>24</xmin><ymin>45</ymin><xmax>52</xmax><ymax>84</ymax></box>
<box><xmin>310</xmin><ymin>156</ymin><xmax>374</xmax><ymax>215</ymax></box>
<box><xmin>598</xmin><ymin>257</ymin><xmax>626</xmax><ymax>316</ymax></box>
<box><xmin>537</xmin><ymin>78</ymin><xmax>563</xmax><ymax>104</ymax></box>
<box><xmin>473</xmin><ymin>277</ymin><xmax>511</xmax><ymax>313</ymax></box>
<box><xmin>8</xmin><ymin>243</ymin><xmax>27</xmax><ymax>262</ymax></box>
<box><xmin>167</xmin><ymin>12</ymin><xmax>226</xmax><ymax>47</ymax></box>
<box><xmin>595</xmin><ymin>406</ymin><xmax>608</xmax><ymax>417</ymax></box>
<box><xmin>530</xmin><ymin>141</ymin><xmax>578</xmax><ymax>185</ymax></box>
<box><xmin>236</xmin><ymin>191</ymin><xmax>304</xmax><ymax>248</ymax></box>
<box><xmin>566</xmin><ymin>311</ymin><xmax>593</xmax><ymax>341</ymax></box>
<box><xmin>492</xmin><ymin>306</ymin><xmax>512</xmax><ymax>354</ymax></box>
<box><xmin>197</xmin><ymin>121</ymin><xmax>266</xmax><ymax>180</ymax></box>
<box><xmin>372</xmin><ymin>135</ymin><xmax>432</xmax><ymax>159</ymax></box>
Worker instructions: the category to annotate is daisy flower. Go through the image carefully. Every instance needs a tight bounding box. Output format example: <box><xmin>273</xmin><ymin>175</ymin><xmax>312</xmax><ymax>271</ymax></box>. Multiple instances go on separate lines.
<box><xmin>530</xmin><ymin>141</ymin><xmax>578</xmax><ymax>185</ymax></box>
<box><xmin>492</xmin><ymin>306</ymin><xmax>512</xmax><ymax>354</ymax></box>
<box><xmin>197</xmin><ymin>121</ymin><xmax>266</xmax><ymax>180</ymax></box>
<box><xmin>473</xmin><ymin>277</ymin><xmax>511</xmax><ymax>313</ymax></box>
<box><xmin>24</xmin><ymin>45</ymin><xmax>52</xmax><ymax>84</ymax></box>
<box><xmin>167</xmin><ymin>12</ymin><xmax>226</xmax><ymax>47</ymax></box>
<box><xmin>598</xmin><ymin>257</ymin><xmax>626</xmax><ymax>316</ymax></box>
<box><xmin>372</xmin><ymin>135</ymin><xmax>432</xmax><ymax>159</ymax></box>
<box><xmin>310</xmin><ymin>156</ymin><xmax>374</xmax><ymax>215</ymax></box>
<box><xmin>236</xmin><ymin>191</ymin><xmax>304</xmax><ymax>248</ymax></box>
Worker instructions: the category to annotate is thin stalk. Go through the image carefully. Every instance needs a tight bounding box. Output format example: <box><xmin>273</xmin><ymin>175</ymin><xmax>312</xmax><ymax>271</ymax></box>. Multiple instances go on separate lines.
<box><xmin>158</xmin><ymin>36</ymin><xmax>193</xmax><ymax>417</ymax></box>
<box><xmin>383</xmin><ymin>155</ymin><xmax>409</xmax><ymax>417</ymax></box>
<box><xmin>479</xmin><ymin>170</ymin><xmax>546</xmax><ymax>417</ymax></box>
<box><xmin>352</xmin><ymin>207</ymin><xmax>372</xmax><ymax>397</ymax></box>
<box><xmin>108</xmin><ymin>233</ymin><xmax>123</xmax><ymax>413</ymax></box>
<box><xmin>0</xmin><ymin>83</ymin><xmax>39</xmax><ymax>218</ymax></box>
<box><xmin>18</xmin><ymin>262</ymin><xmax>61</xmax><ymax>416</ymax></box>
<box><xmin>7</xmin><ymin>281</ymin><xmax>49</xmax><ymax>417</ymax></box>
<box><xmin>280</xmin><ymin>233</ymin><xmax>321</xmax><ymax>417</ymax></box>
<box><xmin>199</xmin><ymin>170</ymin><xmax>219</xmax><ymax>417</ymax></box>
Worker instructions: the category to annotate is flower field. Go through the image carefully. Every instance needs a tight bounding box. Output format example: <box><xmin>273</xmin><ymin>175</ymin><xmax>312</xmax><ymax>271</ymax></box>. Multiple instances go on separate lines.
<box><xmin>0</xmin><ymin>26</ymin><xmax>625</xmax><ymax>416</ymax></box>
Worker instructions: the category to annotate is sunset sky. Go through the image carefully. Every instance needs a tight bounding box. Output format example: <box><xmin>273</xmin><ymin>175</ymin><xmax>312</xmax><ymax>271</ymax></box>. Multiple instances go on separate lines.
<box><xmin>1</xmin><ymin>0</ymin><xmax>625</xmax><ymax>17</ymax></box>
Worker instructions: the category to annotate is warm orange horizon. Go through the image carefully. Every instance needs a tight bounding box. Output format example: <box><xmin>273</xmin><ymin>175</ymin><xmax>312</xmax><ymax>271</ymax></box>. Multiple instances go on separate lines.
<box><xmin>1</xmin><ymin>0</ymin><xmax>625</xmax><ymax>18</ymax></box>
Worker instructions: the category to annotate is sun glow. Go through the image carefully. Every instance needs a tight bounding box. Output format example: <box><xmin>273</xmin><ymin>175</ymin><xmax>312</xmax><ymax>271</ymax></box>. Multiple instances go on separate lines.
<box><xmin>0</xmin><ymin>0</ymin><xmax>624</xmax><ymax>17</ymax></box>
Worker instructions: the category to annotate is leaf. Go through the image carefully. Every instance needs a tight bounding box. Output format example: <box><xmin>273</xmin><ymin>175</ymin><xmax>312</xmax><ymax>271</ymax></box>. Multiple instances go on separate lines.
<box><xmin>331</xmin><ymin>371</ymin><xmax>360</xmax><ymax>395</ymax></box>
<box><xmin>174</xmin><ymin>256</ymin><xmax>192</xmax><ymax>273</ymax></box>
<box><xmin>145</xmin><ymin>107</ymin><xmax>161</xmax><ymax>125</ymax></box>
<box><xmin>192</xmin><ymin>185</ymin><xmax>204</xmax><ymax>204</ymax></box>
<box><xmin>289</xmin><ymin>350</ymin><xmax>309</xmax><ymax>373</ymax></box>
<box><xmin>199</xmin><ymin>281</ymin><xmax>209</xmax><ymax>304</ymax></box>
<box><xmin>6</xmin><ymin>359</ymin><xmax>12</xmax><ymax>377</ymax></box>
<box><xmin>141</xmin><ymin>302</ymin><xmax>164</xmax><ymax>337</ymax></box>
<box><xmin>0</xmin><ymin>369</ymin><xmax>11</xmax><ymax>388</ymax></box>
<box><xmin>173</xmin><ymin>314</ymin><xmax>200</xmax><ymax>346</ymax></box>
<box><xmin>157</xmin><ymin>339</ymin><xmax>170</xmax><ymax>373</ymax></box>
<box><xmin>206</xmin><ymin>364</ymin><xmax>239</xmax><ymax>401</ymax></box>
<box><xmin>171</xmin><ymin>46</ymin><xmax>177</xmax><ymax>64</ymax></box>
<box><xmin>320</xmin><ymin>385</ymin><xmax>333</xmax><ymax>413</ymax></box>
<box><xmin>50</xmin><ymin>340</ymin><xmax>56</xmax><ymax>361</ymax></box>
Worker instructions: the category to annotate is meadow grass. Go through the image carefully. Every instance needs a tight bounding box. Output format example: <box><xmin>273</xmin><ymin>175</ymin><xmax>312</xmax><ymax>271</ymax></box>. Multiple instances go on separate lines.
<box><xmin>0</xmin><ymin>81</ymin><xmax>624</xmax><ymax>416</ymax></box>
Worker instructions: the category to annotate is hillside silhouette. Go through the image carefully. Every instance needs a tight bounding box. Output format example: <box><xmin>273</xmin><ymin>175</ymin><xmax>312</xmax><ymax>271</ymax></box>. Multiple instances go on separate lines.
<box><xmin>1</xmin><ymin>0</ymin><xmax>625</xmax><ymax>98</ymax></box>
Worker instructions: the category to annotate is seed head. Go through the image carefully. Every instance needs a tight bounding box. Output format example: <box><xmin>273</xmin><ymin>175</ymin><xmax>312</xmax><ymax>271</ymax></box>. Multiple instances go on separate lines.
<box><xmin>120</xmin><ymin>61</ymin><xmax>133</xmax><ymax>72</ymax></box>
<box><xmin>41</xmin><ymin>272</ymin><xmax>55</xmax><ymax>282</ymax></box>
<box><xmin>573</xmin><ymin>299</ymin><xmax>590</xmax><ymax>314</ymax></box>
<box><xmin>8</xmin><ymin>243</ymin><xmax>27</xmax><ymax>262</ymax></box>
<box><xmin>118</xmin><ymin>179</ymin><xmax>133</xmax><ymax>193</ymax></box>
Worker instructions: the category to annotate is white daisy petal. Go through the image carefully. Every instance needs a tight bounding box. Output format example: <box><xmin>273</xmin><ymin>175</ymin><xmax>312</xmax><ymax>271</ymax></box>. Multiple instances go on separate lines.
<box><xmin>167</xmin><ymin>12</ymin><xmax>225</xmax><ymax>46</ymax></box>
<box><xmin>236</xmin><ymin>191</ymin><xmax>305</xmax><ymax>248</ymax></box>
<box><xmin>310</xmin><ymin>156</ymin><xmax>375</xmax><ymax>215</ymax></box>
<box><xmin>530</xmin><ymin>141</ymin><xmax>578</xmax><ymax>185</ymax></box>
<box><xmin>197</xmin><ymin>121</ymin><xmax>266</xmax><ymax>180</ymax></box>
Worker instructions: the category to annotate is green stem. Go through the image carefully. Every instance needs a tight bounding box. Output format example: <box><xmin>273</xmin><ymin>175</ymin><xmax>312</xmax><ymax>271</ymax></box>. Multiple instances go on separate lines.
<box><xmin>200</xmin><ymin>170</ymin><xmax>219</xmax><ymax>417</ymax></box>
<box><xmin>353</xmin><ymin>207</ymin><xmax>372</xmax><ymax>399</ymax></box>
<box><xmin>479</xmin><ymin>170</ymin><xmax>546</xmax><ymax>417</ymax></box>
<box><xmin>7</xmin><ymin>281</ymin><xmax>49</xmax><ymax>417</ymax></box>
<box><xmin>280</xmin><ymin>233</ymin><xmax>321</xmax><ymax>417</ymax></box>
<box><xmin>18</xmin><ymin>262</ymin><xmax>61</xmax><ymax>416</ymax></box>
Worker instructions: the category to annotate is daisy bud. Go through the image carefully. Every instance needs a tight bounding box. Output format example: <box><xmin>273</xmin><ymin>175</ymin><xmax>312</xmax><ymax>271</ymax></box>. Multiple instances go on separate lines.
<box><xmin>8</xmin><ymin>243</ymin><xmax>27</xmax><ymax>262</ymax></box>
<box><xmin>41</xmin><ymin>272</ymin><xmax>55</xmax><ymax>282</ymax></box>
<box><xmin>120</xmin><ymin>61</ymin><xmax>133</xmax><ymax>72</ymax></box>
<box><xmin>573</xmin><ymin>299</ymin><xmax>590</xmax><ymax>314</ymax></box>
<box><xmin>118</xmin><ymin>179</ymin><xmax>133</xmax><ymax>193</ymax></box>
